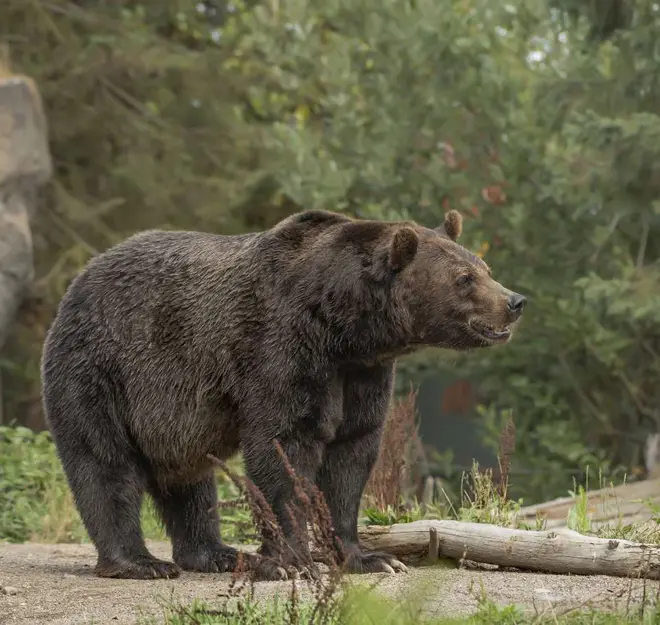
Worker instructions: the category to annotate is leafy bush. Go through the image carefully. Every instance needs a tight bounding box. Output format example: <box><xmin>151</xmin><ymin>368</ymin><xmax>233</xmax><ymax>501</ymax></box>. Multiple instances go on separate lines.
<box><xmin>0</xmin><ymin>426</ymin><xmax>82</xmax><ymax>542</ymax></box>
<box><xmin>0</xmin><ymin>425</ymin><xmax>254</xmax><ymax>544</ymax></box>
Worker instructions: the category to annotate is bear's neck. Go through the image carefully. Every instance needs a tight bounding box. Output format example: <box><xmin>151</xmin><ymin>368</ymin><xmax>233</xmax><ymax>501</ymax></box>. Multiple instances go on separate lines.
<box><xmin>319</xmin><ymin>307</ymin><xmax>417</xmax><ymax>365</ymax></box>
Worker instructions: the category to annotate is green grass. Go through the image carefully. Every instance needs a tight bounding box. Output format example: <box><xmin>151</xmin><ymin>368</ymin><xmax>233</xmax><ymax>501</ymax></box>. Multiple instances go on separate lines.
<box><xmin>560</xmin><ymin>469</ymin><xmax>660</xmax><ymax>544</ymax></box>
<box><xmin>138</xmin><ymin>586</ymin><xmax>660</xmax><ymax>625</ymax></box>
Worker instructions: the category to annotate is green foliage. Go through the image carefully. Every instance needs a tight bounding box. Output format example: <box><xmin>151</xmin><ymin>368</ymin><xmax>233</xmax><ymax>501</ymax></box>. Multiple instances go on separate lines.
<box><xmin>361</xmin><ymin>503</ymin><xmax>443</xmax><ymax>526</ymax></box>
<box><xmin>362</xmin><ymin>506</ymin><xmax>415</xmax><ymax>526</ymax></box>
<box><xmin>454</xmin><ymin>1</ymin><xmax>660</xmax><ymax>501</ymax></box>
<box><xmin>0</xmin><ymin>425</ymin><xmax>254</xmax><ymax>544</ymax></box>
<box><xmin>0</xmin><ymin>426</ymin><xmax>77</xmax><ymax>542</ymax></box>
<box><xmin>455</xmin><ymin>462</ymin><xmax>527</xmax><ymax>529</ymax></box>
<box><xmin>223</xmin><ymin>0</ymin><xmax>527</xmax><ymax>222</ymax></box>
<box><xmin>566</xmin><ymin>483</ymin><xmax>592</xmax><ymax>534</ymax></box>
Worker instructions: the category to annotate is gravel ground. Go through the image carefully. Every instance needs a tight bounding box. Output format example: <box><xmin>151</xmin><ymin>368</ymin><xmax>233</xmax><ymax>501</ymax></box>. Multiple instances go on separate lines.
<box><xmin>0</xmin><ymin>541</ymin><xmax>656</xmax><ymax>624</ymax></box>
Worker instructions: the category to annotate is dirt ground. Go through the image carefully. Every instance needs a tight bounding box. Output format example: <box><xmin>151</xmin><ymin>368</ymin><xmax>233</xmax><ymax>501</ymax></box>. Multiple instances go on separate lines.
<box><xmin>0</xmin><ymin>541</ymin><xmax>656</xmax><ymax>625</ymax></box>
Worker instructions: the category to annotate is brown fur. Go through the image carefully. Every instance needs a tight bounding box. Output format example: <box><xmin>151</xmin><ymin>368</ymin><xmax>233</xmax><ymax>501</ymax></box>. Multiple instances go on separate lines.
<box><xmin>41</xmin><ymin>209</ymin><xmax>525</xmax><ymax>581</ymax></box>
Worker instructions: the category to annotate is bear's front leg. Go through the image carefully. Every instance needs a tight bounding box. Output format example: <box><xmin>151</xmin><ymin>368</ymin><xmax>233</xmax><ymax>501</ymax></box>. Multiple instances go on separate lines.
<box><xmin>240</xmin><ymin>418</ymin><xmax>325</xmax><ymax>581</ymax></box>
<box><xmin>316</xmin><ymin>363</ymin><xmax>408</xmax><ymax>575</ymax></box>
<box><xmin>317</xmin><ymin>429</ymin><xmax>408</xmax><ymax>574</ymax></box>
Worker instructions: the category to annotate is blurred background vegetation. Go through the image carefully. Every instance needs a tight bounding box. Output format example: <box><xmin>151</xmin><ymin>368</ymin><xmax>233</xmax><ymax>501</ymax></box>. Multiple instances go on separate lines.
<box><xmin>2</xmin><ymin>0</ymin><xmax>660</xmax><ymax>508</ymax></box>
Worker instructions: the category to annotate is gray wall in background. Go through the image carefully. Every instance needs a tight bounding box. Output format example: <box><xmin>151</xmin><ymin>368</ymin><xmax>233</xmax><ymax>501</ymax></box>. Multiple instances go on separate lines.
<box><xmin>415</xmin><ymin>372</ymin><xmax>498</xmax><ymax>476</ymax></box>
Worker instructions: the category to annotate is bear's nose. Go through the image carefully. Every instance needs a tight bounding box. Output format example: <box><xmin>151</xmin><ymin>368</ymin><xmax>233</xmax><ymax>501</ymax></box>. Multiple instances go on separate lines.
<box><xmin>507</xmin><ymin>292</ymin><xmax>526</xmax><ymax>318</ymax></box>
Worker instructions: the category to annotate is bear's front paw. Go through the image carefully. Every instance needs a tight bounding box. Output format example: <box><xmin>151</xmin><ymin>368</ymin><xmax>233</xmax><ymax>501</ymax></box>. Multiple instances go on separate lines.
<box><xmin>344</xmin><ymin>550</ymin><xmax>408</xmax><ymax>575</ymax></box>
<box><xmin>174</xmin><ymin>544</ymin><xmax>239</xmax><ymax>574</ymax></box>
<box><xmin>250</xmin><ymin>556</ymin><xmax>320</xmax><ymax>582</ymax></box>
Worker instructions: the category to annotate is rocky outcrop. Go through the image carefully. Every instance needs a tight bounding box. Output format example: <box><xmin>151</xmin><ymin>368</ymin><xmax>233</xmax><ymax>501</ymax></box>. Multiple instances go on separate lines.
<box><xmin>0</xmin><ymin>72</ymin><xmax>52</xmax><ymax>352</ymax></box>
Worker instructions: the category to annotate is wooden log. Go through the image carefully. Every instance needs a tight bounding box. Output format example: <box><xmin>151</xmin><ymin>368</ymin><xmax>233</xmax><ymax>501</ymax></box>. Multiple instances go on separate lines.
<box><xmin>518</xmin><ymin>478</ymin><xmax>660</xmax><ymax>530</ymax></box>
<box><xmin>356</xmin><ymin>520</ymin><xmax>660</xmax><ymax>579</ymax></box>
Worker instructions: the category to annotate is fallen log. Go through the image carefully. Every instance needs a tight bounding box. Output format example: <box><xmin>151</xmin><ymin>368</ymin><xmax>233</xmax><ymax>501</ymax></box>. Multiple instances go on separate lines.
<box><xmin>355</xmin><ymin>520</ymin><xmax>660</xmax><ymax>579</ymax></box>
<box><xmin>518</xmin><ymin>477</ymin><xmax>660</xmax><ymax>530</ymax></box>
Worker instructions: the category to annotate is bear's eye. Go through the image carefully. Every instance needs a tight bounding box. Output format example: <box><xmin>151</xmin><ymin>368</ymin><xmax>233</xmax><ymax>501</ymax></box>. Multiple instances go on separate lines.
<box><xmin>456</xmin><ymin>274</ymin><xmax>473</xmax><ymax>287</ymax></box>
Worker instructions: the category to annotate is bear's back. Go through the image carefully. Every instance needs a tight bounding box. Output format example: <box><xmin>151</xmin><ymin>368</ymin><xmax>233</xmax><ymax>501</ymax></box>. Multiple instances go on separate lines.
<box><xmin>45</xmin><ymin>229</ymin><xmax>261</xmax><ymax>356</ymax></box>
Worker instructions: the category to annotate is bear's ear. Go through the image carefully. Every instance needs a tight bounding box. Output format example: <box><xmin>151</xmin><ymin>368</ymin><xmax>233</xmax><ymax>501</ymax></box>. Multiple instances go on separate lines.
<box><xmin>388</xmin><ymin>227</ymin><xmax>419</xmax><ymax>272</ymax></box>
<box><xmin>436</xmin><ymin>210</ymin><xmax>463</xmax><ymax>242</ymax></box>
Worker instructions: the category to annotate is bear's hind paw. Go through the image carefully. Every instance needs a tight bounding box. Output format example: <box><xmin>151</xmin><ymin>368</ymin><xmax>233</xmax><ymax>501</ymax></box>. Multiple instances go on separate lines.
<box><xmin>96</xmin><ymin>555</ymin><xmax>181</xmax><ymax>579</ymax></box>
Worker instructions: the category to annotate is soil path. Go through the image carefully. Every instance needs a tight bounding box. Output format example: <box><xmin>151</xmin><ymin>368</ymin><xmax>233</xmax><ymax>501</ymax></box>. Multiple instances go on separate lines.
<box><xmin>0</xmin><ymin>541</ymin><xmax>655</xmax><ymax>624</ymax></box>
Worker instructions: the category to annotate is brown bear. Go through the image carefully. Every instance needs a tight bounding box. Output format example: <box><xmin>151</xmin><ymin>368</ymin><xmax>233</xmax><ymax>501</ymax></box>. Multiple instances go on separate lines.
<box><xmin>41</xmin><ymin>208</ymin><xmax>525</xmax><ymax>581</ymax></box>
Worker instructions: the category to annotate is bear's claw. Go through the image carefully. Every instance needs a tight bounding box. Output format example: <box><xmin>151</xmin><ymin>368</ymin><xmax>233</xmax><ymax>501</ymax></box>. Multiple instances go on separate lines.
<box><xmin>344</xmin><ymin>551</ymin><xmax>409</xmax><ymax>575</ymax></box>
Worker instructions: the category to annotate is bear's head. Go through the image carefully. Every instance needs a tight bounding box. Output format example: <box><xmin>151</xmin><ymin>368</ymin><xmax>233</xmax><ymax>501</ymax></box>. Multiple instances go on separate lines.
<box><xmin>394</xmin><ymin>209</ymin><xmax>526</xmax><ymax>350</ymax></box>
<box><xmin>273</xmin><ymin>209</ymin><xmax>526</xmax><ymax>354</ymax></box>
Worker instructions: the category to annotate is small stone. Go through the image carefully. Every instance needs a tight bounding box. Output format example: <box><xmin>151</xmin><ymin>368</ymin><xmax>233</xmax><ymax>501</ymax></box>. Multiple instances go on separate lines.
<box><xmin>533</xmin><ymin>588</ymin><xmax>562</xmax><ymax>608</ymax></box>
<box><xmin>1</xmin><ymin>586</ymin><xmax>18</xmax><ymax>595</ymax></box>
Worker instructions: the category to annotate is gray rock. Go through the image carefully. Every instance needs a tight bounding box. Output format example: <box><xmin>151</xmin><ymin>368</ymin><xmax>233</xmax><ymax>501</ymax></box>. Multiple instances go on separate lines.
<box><xmin>1</xmin><ymin>585</ymin><xmax>19</xmax><ymax>595</ymax></box>
<box><xmin>0</xmin><ymin>74</ymin><xmax>52</xmax><ymax>352</ymax></box>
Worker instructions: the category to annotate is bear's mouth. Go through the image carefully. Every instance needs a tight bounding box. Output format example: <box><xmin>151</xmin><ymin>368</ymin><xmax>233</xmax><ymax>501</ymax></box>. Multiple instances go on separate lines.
<box><xmin>468</xmin><ymin>319</ymin><xmax>512</xmax><ymax>343</ymax></box>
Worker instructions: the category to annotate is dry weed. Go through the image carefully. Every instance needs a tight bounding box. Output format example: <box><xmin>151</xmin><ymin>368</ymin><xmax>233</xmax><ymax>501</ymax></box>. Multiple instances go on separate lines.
<box><xmin>364</xmin><ymin>387</ymin><xmax>423</xmax><ymax>510</ymax></box>
<box><xmin>207</xmin><ymin>444</ymin><xmax>345</xmax><ymax>624</ymax></box>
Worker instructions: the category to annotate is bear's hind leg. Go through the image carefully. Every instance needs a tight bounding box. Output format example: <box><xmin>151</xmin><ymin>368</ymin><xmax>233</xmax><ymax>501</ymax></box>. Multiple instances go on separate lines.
<box><xmin>61</xmin><ymin>445</ymin><xmax>180</xmax><ymax>579</ymax></box>
<box><xmin>149</xmin><ymin>475</ymin><xmax>239</xmax><ymax>573</ymax></box>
